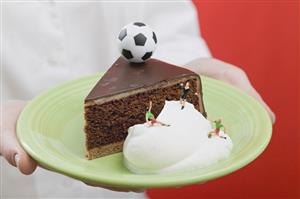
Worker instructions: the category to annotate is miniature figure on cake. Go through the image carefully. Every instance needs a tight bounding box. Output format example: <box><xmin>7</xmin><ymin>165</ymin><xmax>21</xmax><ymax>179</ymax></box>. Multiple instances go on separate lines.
<box><xmin>146</xmin><ymin>101</ymin><xmax>170</xmax><ymax>127</ymax></box>
<box><xmin>208</xmin><ymin>118</ymin><xmax>227</xmax><ymax>139</ymax></box>
<box><xmin>180</xmin><ymin>81</ymin><xmax>199</xmax><ymax>110</ymax></box>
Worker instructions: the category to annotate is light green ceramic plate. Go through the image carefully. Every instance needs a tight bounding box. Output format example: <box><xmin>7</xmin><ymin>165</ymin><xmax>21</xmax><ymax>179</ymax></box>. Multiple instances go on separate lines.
<box><xmin>17</xmin><ymin>74</ymin><xmax>272</xmax><ymax>189</ymax></box>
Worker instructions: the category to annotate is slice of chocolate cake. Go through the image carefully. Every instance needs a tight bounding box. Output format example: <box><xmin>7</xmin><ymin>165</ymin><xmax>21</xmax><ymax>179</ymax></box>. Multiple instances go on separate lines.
<box><xmin>84</xmin><ymin>57</ymin><xmax>206</xmax><ymax>159</ymax></box>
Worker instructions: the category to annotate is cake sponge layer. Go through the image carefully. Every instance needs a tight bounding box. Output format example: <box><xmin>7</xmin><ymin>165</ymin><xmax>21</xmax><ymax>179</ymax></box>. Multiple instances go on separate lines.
<box><xmin>84</xmin><ymin>77</ymin><xmax>204</xmax><ymax>159</ymax></box>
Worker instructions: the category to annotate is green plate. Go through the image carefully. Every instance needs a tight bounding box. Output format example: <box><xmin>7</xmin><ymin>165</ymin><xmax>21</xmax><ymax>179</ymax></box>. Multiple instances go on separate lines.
<box><xmin>17</xmin><ymin>74</ymin><xmax>272</xmax><ymax>188</ymax></box>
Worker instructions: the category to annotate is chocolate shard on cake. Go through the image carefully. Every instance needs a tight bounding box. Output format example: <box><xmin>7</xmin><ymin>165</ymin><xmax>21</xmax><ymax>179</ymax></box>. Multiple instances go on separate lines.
<box><xmin>84</xmin><ymin>57</ymin><xmax>206</xmax><ymax>159</ymax></box>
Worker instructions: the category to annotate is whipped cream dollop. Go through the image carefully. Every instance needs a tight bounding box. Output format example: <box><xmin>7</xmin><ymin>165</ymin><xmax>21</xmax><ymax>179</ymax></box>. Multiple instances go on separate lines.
<box><xmin>123</xmin><ymin>101</ymin><xmax>233</xmax><ymax>174</ymax></box>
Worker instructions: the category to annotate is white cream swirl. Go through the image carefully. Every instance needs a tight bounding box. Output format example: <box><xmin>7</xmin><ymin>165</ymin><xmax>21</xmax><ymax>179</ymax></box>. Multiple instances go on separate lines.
<box><xmin>123</xmin><ymin>101</ymin><xmax>233</xmax><ymax>174</ymax></box>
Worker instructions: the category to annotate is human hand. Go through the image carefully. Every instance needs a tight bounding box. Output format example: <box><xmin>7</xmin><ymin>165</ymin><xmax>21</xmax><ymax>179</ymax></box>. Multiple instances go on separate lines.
<box><xmin>0</xmin><ymin>100</ymin><xmax>143</xmax><ymax>192</ymax></box>
<box><xmin>185</xmin><ymin>58</ymin><xmax>276</xmax><ymax>123</ymax></box>
<box><xmin>0</xmin><ymin>100</ymin><xmax>37</xmax><ymax>174</ymax></box>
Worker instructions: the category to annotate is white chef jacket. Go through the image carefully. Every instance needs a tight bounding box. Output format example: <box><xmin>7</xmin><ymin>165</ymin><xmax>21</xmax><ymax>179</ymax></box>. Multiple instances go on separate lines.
<box><xmin>2</xmin><ymin>1</ymin><xmax>211</xmax><ymax>198</ymax></box>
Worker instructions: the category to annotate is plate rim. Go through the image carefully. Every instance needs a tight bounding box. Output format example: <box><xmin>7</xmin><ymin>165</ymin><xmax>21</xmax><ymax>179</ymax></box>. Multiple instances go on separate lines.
<box><xmin>17</xmin><ymin>74</ymin><xmax>272</xmax><ymax>188</ymax></box>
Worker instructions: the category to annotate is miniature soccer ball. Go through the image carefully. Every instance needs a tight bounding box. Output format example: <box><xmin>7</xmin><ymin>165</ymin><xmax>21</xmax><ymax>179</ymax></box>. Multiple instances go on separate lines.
<box><xmin>118</xmin><ymin>22</ymin><xmax>157</xmax><ymax>63</ymax></box>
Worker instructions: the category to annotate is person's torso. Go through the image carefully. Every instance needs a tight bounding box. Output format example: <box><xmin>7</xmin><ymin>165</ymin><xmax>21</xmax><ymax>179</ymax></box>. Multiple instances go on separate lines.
<box><xmin>3</xmin><ymin>1</ymin><xmax>210</xmax><ymax>100</ymax></box>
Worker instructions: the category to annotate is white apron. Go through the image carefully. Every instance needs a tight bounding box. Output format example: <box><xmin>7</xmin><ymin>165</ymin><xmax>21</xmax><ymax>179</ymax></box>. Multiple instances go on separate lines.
<box><xmin>2</xmin><ymin>1</ymin><xmax>210</xmax><ymax>198</ymax></box>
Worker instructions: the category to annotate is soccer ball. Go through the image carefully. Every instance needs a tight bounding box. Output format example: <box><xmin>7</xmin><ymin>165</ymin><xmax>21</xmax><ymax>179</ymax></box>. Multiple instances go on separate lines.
<box><xmin>118</xmin><ymin>22</ymin><xmax>157</xmax><ymax>63</ymax></box>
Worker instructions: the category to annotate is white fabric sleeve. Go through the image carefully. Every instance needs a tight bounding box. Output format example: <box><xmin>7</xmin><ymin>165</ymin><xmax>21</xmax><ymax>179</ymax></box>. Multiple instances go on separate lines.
<box><xmin>139</xmin><ymin>1</ymin><xmax>212</xmax><ymax>65</ymax></box>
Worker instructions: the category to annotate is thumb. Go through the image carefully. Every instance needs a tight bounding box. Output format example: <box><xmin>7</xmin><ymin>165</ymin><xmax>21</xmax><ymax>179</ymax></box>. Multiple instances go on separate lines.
<box><xmin>1</xmin><ymin>100</ymin><xmax>38</xmax><ymax>175</ymax></box>
<box><xmin>1</xmin><ymin>141</ymin><xmax>37</xmax><ymax>175</ymax></box>
<box><xmin>14</xmin><ymin>148</ymin><xmax>37</xmax><ymax>175</ymax></box>
<box><xmin>1</xmin><ymin>129</ymin><xmax>37</xmax><ymax>175</ymax></box>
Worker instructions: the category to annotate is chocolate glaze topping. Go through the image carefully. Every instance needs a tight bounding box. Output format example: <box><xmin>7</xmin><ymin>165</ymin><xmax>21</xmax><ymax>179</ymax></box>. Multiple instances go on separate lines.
<box><xmin>85</xmin><ymin>57</ymin><xmax>197</xmax><ymax>101</ymax></box>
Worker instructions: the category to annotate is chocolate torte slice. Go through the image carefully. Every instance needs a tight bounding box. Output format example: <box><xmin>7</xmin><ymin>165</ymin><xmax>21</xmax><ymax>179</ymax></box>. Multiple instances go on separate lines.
<box><xmin>84</xmin><ymin>57</ymin><xmax>206</xmax><ymax>159</ymax></box>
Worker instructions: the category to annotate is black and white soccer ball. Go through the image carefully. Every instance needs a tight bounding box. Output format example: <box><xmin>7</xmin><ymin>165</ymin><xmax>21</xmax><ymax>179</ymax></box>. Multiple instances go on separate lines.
<box><xmin>118</xmin><ymin>22</ymin><xmax>157</xmax><ymax>63</ymax></box>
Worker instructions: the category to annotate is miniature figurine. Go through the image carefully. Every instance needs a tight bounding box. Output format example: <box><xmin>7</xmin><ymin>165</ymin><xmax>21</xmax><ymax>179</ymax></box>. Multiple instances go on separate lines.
<box><xmin>208</xmin><ymin>118</ymin><xmax>227</xmax><ymax>139</ymax></box>
<box><xmin>146</xmin><ymin>101</ymin><xmax>170</xmax><ymax>127</ymax></box>
<box><xmin>180</xmin><ymin>81</ymin><xmax>198</xmax><ymax>110</ymax></box>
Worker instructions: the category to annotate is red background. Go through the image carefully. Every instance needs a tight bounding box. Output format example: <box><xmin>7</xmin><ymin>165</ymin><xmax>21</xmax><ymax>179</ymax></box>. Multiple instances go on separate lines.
<box><xmin>147</xmin><ymin>1</ymin><xmax>299</xmax><ymax>199</ymax></box>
